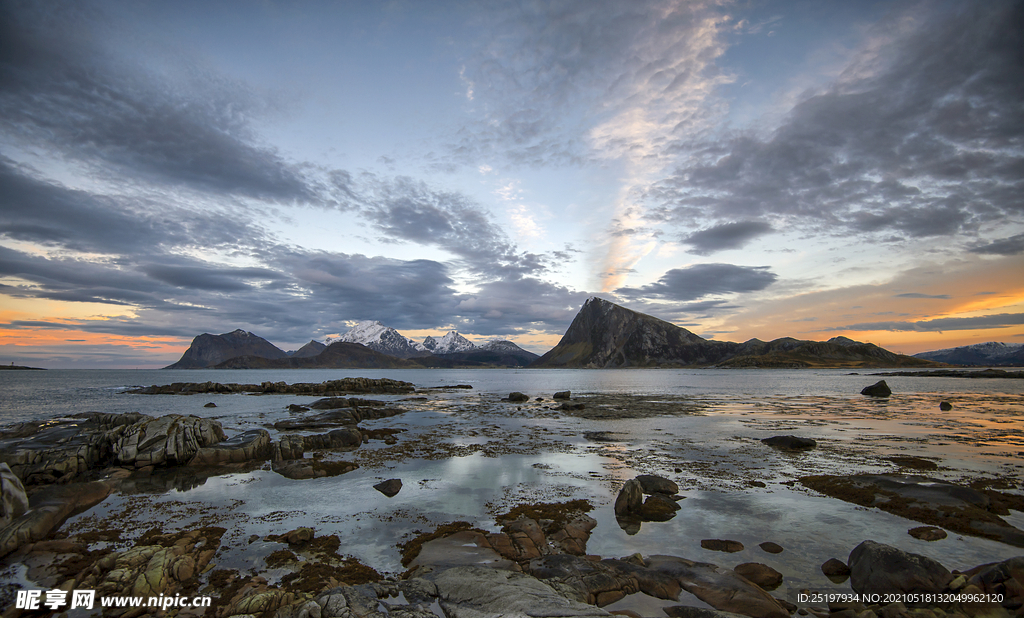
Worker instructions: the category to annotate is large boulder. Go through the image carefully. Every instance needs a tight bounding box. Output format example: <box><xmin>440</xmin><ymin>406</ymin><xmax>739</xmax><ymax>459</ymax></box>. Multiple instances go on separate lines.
<box><xmin>614</xmin><ymin>479</ymin><xmax>644</xmax><ymax>516</ymax></box>
<box><xmin>760</xmin><ymin>435</ymin><xmax>817</xmax><ymax>450</ymax></box>
<box><xmin>848</xmin><ymin>540</ymin><xmax>952</xmax><ymax>595</ymax></box>
<box><xmin>114</xmin><ymin>415</ymin><xmax>225</xmax><ymax>467</ymax></box>
<box><xmin>0</xmin><ymin>463</ymin><xmax>28</xmax><ymax>528</ymax></box>
<box><xmin>636</xmin><ymin>474</ymin><xmax>679</xmax><ymax>495</ymax></box>
<box><xmin>860</xmin><ymin>380</ymin><xmax>892</xmax><ymax>397</ymax></box>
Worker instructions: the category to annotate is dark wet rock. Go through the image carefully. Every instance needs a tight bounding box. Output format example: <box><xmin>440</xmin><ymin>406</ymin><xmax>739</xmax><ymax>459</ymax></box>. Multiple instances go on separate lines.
<box><xmin>636</xmin><ymin>474</ymin><xmax>679</xmax><ymax>495</ymax></box>
<box><xmin>640</xmin><ymin>494</ymin><xmax>681</xmax><ymax>521</ymax></box>
<box><xmin>939</xmin><ymin>401</ymin><xmax>953</xmax><ymax>410</ymax></box>
<box><xmin>271</xmin><ymin>459</ymin><xmax>358</xmax><ymax>480</ymax></box>
<box><xmin>273</xmin><ymin>405</ymin><xmax>404</xmax><ymax>430</ymax></box>
<box><xmin>272</xmin><ymin>527</ymin><xmax>315</xmax><ymax>545</ymax></box>
<box><xmin>409</xmin><ymin>530</ymin><xmax>516</xmax><ymax>570</ymax></box>
<box><xmin>128</xmin><ymin>377</ymin><xmax>416</xmax><ymax>395</ymax></box>
<box><xmin>191</xmin><ymin>429</ymin><xmax>271</xmax><ymax>465</ymax></box>
<box><xmin>507</xmin><ymin>392</ymin><xmax>530</xmax><ymax>402</ymax></box>
<box><xmin>645</xmin><ymin>555</ymin><xmax>789</xmax><ymax>618</ymax></box>
<box><xmin>584</xmin><ymin>431</ymin><xmax>624</xmax><ymax>443</ymax></box>
<box><xmin>374</xmin><ymin>478</ymin><xmax>402</xmax><ymax>497</ymax></box>
<box><xmin>800</xmin><ymin>473</ymin><xmax>1024</xmax><ymax>547</ymax></box>
<box><xmin>760</xmin><ymin>435</ymin><xmax>817</xmax><ymax>450</ymax></box>
<box><xmin>560</xmin><ymin>402</ymin><xmax>586</xmax><ymax>411</ymax></box>
<box><xmin>861</xmin><ymin>380</ymin><xmax>892</xmax><ymax>396</ymax></box>
<box><xmin>700</xmin><ymin>539</ymin><xmax>743</xmax><ymax>553</ymax></box>
<box><xmin>962</xmin><ymin>556</ymin><xmax>1024</xmax><ymax>609</ymax></box>
<box><xmin>0</xmin><ymin>463</ymin><xmax>28</xmax><ymax>528</ymax></box>
<box><xmin>758</xmin><ymin>542</ymin><xmax>783</xmax><ymax>554</ymax></box>
<box><xmin>310</xmin><ymin>397</ymin><xmax>388</xmax><ymax>410</ymax></box>
<box><xmin>909</xmin><ymin>526</ymin><xmax>947</xmax><ymax>541</ymax></box>
<box><xmin>273</xmin><ymin>434</ymin><xmax>306</xmax><ymax>461</ymax></box>
<box><xmin>821</xmin><ymin>558</ymin><xmax>851</xmax><ymax>581</ymax></box>
<box><xmin>614</xmin><ymin>479</ymin><xmax>644</xmax><ymax>516</ymax></box>
<box><xmin>114</xmin><ymin>414</ymin><xmax>226</xmax><ymax>468</ymax></box>
<box><xmin>428</xmin><ymin>565</ymin><xmax>612</xmax><ymax>617</ymax></box>
<box><xmin>848</xmin><ymin>540</ymin><xmax>952</xmax><ymax>595</ymax></box>
<box><xmin>553</xmin><ymin>391</ymin><xmax>571</xmax><ymax>399</ymax></box>
<box><xmin>301</xmin><ymin>427</ymin><xmax>364</xmax><ymax>450</ymax></box>
<box><xmin>0</xmin><ymin>480</ymin><xmax>112</xmax><ymax>558</ymax></box>
<box><xmin>203</xmin><ymin>402</ymin><xmax>216</xmax><ymax>408</ymax></box>
<box><xmin>734</xmin><ymin>563</ymin><xmax>783</xmax><ymax>590</ymax></box>
<box><xmin>287</xmin><ymin>403</ymin><xmax>310</xmax><ymax>412</ymax></box>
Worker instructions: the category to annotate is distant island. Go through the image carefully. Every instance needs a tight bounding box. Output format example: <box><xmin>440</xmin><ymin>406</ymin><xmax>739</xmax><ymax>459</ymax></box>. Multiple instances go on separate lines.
<box><xmin>165</xmin><ymin>297</ymin><xmax>940</xmax><ymax>370</ymax></box>
<box><xmin>0</xmin><ymin>364</ymin><xmax>46</xmax><ymax>371</ymax></box>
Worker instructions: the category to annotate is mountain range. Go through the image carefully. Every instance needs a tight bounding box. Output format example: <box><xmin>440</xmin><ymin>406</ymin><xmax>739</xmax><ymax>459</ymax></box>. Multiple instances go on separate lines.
<box><xmin>912</xmin><ymin>342</ymin><xmax>1024</xmax><ymax>366</ymax></box>
<box><xmin>165</xmin><ymin>321</ymin><xmax>539</xmax><ymax>369</ymax></box>
<box><xmin>165</xmin><ymin>297</ymin><xmax>946</xmax><ymax>370</ymax></box>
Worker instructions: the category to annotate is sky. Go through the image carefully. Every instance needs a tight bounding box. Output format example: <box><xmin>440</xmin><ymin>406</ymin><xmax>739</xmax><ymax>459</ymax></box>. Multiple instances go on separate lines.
<box><xmin>1</xmin><ymin>0</ymin><xmax>1022</xmax><ymax>368</ymax></box>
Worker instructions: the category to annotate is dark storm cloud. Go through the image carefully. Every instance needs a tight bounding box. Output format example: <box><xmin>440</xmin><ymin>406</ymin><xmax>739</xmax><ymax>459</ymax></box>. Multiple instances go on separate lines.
<box><xmin>0</xmin><ymin>157</ymin><xmax>267</xmax><ymax>254</ymax></box>
<box><xmin>829</xmin><ymin>313</ymin><xmax>1024</xmax><ymax>333</ymax></box>
<box><xmin>682</xmin><ymin>220</ymin><xmax>773</xmax><ymax>254</ymax></box>
<box><xmin>649</xmin><ymin>2</ymin><xmax>1024</xmax><ymax>240</ymax></box>
<box><xmin>0</xmin><ymin>2</ymin><xmax>315</xmax><ymax>201</ymax></box>
<box><xmin>969</xmin><ymin>233</ymin><xmax>1024</xmax><ymax>256</ymax></box>
<box><xmin>616</xmin><ymin>263</ymin><xmax>777</xmax><ymax>301</ymax></box>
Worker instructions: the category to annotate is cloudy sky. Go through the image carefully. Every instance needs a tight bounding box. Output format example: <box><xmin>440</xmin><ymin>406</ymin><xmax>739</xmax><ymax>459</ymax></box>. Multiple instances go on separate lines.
<box><xmin>1</xmin><ymin>0</ymin><xmax>1021</xmax><ymax>368</ymax></box>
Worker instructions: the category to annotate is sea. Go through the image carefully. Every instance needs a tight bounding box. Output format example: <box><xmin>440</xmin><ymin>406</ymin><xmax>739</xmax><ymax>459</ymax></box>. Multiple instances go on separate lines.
<box><xmin>1</xmin><ymin>367</ymin><xmax>1022</xmax><ymax>609</ymax></box>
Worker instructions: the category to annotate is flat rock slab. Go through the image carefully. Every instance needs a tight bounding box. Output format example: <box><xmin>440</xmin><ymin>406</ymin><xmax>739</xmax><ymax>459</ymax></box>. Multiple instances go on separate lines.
<box><xmin>800</xmin><ymin>474</ymin><xmax>1024</xmax><ymax>547</ymax></box>
<box><xmin>700</xmin><ymin>539</ymin><xmax>743</xmax><ymax>553</ymax></box>
<box><xmin>760</xmin><ymin>435</ymin><xmax>816</xmax><ymax>450</ymax></box>
<box><xmin>429</xmin><ymin>565</ymin><xmax>612</xmax><ymax>618</ymax></box>
<box><xmin>410</xmin><ymin>531</ymin><xmax>516</xmax><ymax>570</ymax></box>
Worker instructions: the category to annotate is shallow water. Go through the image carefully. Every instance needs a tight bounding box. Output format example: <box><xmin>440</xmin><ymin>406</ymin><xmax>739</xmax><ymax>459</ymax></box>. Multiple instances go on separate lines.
<box><xmin>2</xmin><ymin>368</ymin><xmax>1023</xmax><ymax>606</ymax></box>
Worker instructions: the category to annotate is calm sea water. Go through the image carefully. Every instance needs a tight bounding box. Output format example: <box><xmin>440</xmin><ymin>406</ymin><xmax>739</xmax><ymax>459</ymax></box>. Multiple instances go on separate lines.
<box><xmin>2</xmin><ymin>367</ymin><xmax>1023</xmax><ymax>424</ymax></box>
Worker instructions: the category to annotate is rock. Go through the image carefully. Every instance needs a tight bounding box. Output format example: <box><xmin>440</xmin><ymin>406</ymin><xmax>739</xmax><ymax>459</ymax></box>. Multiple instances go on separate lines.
<box><xmin>191</xmin><ymin>429</ymin><xmax>271</xmax><ymax>465</ymax></box>
<box><xmin>273</xmin><ymin>434</ymin><xmax>306</xmax><ymax>461</ymax></box>
<box><xmin>114</xmin><ymin>414</ymin><xmax>226</xmax><ymax>467</ymax></box>
<box><xmin>507</xmin><ymin>392</ymin><xmax>530</xmax><ymax>402</ymax></box>
<box><xmin>939</xmin><ymin>401</ymin><xmax>953</xmax><ymax>411</ymax></box>
<box><xmin>128</xmin><ymin>377</ymin><xmax>416</xmax><ymax>396</ymax></box>
<box><xmin>861</xmin><ymin>380</ymin><xmax>892</xmax><ymax>397</ymax></box>
<box><xmin>559</xmin><ymin>402</ymin><xmax>586</xmax><ymax>411</ymax></box>
<box><xmin>848</xmin><ymin>540</ymin><xmax>952</xmax><ymax>595</ymax></box>
<box><xmin>528</xmin><ymin>553</ymin><xmax>681</xmax><ymax>606</ymax></box>
<box><xmin>273</xmin><ymin>404</ymin><xmax>403</xmax><ymax>430</ymax></box>
<box><xmin>963</xmin><ymin>556</ymin><xmax>1024</xmax><ymax>609</ymax></box>
<box><xmin>287</xmin><ymin>404</ymin><xmax>310</xmax><ymax>412</ymax></box>
<box><xmin>821</xmin><ymin>558</ymin><xmax>851</xmax><ymax>581</ymax></box>
<box><xmin>800</xmin><ymin>474</ymin><xmax>1024</xmax><ymax>547</ymax></box>
<box><xmin>553</xmin><ymin>391</ymin><xmax>571</xmax><ymax>400</ymax></box>
<box><xmin>271</xmin><ymin>459</ymin><xmax>358</xmax><ymax>480</ymax></box>
<box><xmin>429</xmin><ymin>565</ymin><xmax>612</xmax><ymax>617</ymax></box>
<box><xmin>734</xmin><ymin>563</ymin><xmax>783</xmax><ymax>590</ymax></box>
<box><xmin>908</xmin><ymin>526</ymin><xmax>947</xmax><ymax>541</ymax></box>
<box><xmin>301</xmin><ymin>427</ymin><xmax>363</xmax><ymax>450</ymax></box>
<box><xmin>409</xmin><ymin>530</ymin><xmax>516</xmax><ymax>570</ymax></box>
<box><xmin>635</xmin><ymin>474</ymin><xmax>679</xmax><ymax>495</ymax></box>
<box><xmin>646</xmin><ymin>555</ymin><xmax>789</xmax><ymax>618</ymax></box>
<box><xmin>203</xmin><ymin>402</ymin><xmax>217</xmax><ymax>408</ymax></box>
<box><xmin>760</xmin><ymin>435</ymin><xmax>817</xmax><ymax>450</ymax></box>
<box><xmin>758</xmin><ymin>542</ymin><xmax>783</xmax><ymax>554</ymax></box>
<box><xmin>614</xmin><ymin>479</ymin><xmax>644</xmax><ymax>516</ymax></box>
<box><xmin>0</xmin><ymin>480</ymin><xmax>112</xmax><ymax>558</ymax></box>
<box><xmin>374</xmin><ymin>479</ymin><xmax>402</xmax><ymax>497</ymax></box>
<box><xmin>0</xmin><ymin>463</ymin><xmax>29</xmax><ymax>528</ymax></box>
<box><xmin>283</xmin><ymin>527</ymin><xmax>314</xmax><ymax>545</ymax></box>
<box><xmin>700</xmin><ymin>539</ymin><xmax>743</xmax><ymax>553</ymax></box>
<box><xmin>640</xmin><ymin>494</ymin><xmax>681</xmax><ymax>521</ymax></box>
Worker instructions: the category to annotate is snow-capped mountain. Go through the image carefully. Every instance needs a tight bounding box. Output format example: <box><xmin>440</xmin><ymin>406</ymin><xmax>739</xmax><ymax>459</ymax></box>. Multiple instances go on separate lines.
<box><xmin>422</xmin><ymin>330</ymin><xmax>477</xmax><ymax>355</ymax></box>
<box><xmin>326</xmin><ymin>321</ymin><xmax>430</xmax><ymax>359</ymax></box>
<box><xmin>913</xmin><ymin>342</ymin><xmax>1024</xmax><ymax>366</ymax></box>
<box><xmin>479</xmin><ymin>339</ymin><xmax>528</xmax><ymax>353</ymax></box>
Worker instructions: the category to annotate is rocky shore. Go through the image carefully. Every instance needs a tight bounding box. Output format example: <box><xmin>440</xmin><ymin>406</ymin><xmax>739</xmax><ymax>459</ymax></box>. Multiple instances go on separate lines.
<box><xmin>1</xmin><ymin>378</ymin><xmax>1022</xmax><ymax>617</ymax></box>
